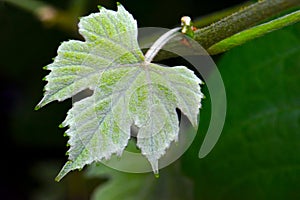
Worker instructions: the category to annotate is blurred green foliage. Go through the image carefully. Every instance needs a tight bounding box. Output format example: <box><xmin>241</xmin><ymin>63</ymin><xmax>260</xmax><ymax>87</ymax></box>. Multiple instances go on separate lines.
<box><xmin>86</xmin><ymin>162</ymin><xmax>194</xmax><ymax>200</ymax></box>
<box><xmin>182</xmin><ymin>22</ymin><xmax>300</xmax><ymax>199</ymax></box>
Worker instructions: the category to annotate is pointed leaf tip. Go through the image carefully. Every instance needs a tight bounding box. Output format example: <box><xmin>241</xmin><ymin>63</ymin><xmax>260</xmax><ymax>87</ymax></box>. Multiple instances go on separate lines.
<box><xmin>34</xmin><ymin>105</ymin><xmax>41</xmax><ymax>111</ymax></box>
<box><xmin>116</xmin><ymin>2</ymin><xmax>121</xmax><ymax>6</ymax></box>
<box><xmin>55</xmin><ymin>161</ymin><xmax>73</xmax><ymax>182</ymax></box>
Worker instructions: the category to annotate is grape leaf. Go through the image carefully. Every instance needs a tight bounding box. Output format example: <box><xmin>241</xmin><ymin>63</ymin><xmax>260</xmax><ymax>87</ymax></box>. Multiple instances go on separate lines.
<box><xmin>35</xmin><ymin>4</ymin><xmax>203</xmax><ymax>181</ymax></box>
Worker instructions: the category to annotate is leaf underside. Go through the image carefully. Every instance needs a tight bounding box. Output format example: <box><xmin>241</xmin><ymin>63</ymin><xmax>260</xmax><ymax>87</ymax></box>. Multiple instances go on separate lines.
<box><xmin>36</xmin><ymin>4</ymin><xmax>203</xmax><ymax>181</ymax></box>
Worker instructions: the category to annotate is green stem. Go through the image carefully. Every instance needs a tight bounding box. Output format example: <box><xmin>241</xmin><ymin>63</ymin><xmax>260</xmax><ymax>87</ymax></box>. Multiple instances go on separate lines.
<box><xmin>207</xmin><ymin>9</ymin><xmax>300</xmax><ymax>55</ymax></box>
<box><xmin>193</xmin><ymin>1</ymin><xmax>253</xmax><ymax>28</ymax></box>
<box><xmin>145</xmin><ymin>28</ymin><xmax>181</xmax><ymax>63</ymax></box>
<box><xmin>5</xmin><ymin>0</ymin><xmax>300</xmax><ymax>56</ymax></box>
<box><xmin>194</xmin><ymin>0</ymin><xmax>300</xmax><ymax>49</ymax></box>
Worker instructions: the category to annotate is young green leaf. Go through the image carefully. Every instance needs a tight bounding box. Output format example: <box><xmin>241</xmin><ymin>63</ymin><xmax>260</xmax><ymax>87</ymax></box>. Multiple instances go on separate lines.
<box><xmin>36</xmin><ymin>4</ymin><xmax>203</xmax><ymax>181</ymax></box>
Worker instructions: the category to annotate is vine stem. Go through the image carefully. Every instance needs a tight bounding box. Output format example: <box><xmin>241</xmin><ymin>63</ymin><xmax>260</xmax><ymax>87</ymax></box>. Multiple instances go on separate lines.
<box><xmin>193</xmin><ymin>1</ymin><xmax>253</xmax><ymax>28</ymax></box>
<box><xmin>4</xmin><ymin>0</ymin><xmax>300</xmax><ymax>55</ymax></box>
<box><xmin>144</xmin><ymin>27</ymin><xmax>181</xmax><ymax>63</ymax></box>
<box><xmin>194</xmin><ymin>0</ymin><xmax>300</xmax><ymax>49</ymax></box>
<box><xmin>207</xmin><ymin>9</ymin><xmax>300</xmax><ymax>55</ymax></box>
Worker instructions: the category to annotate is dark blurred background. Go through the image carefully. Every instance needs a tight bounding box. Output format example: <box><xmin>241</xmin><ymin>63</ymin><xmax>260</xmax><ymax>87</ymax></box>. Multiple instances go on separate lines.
<box><xmin>3</xmin><ymin>0</ymin><xmax>298</xmax><ymax>199</ymax></box>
